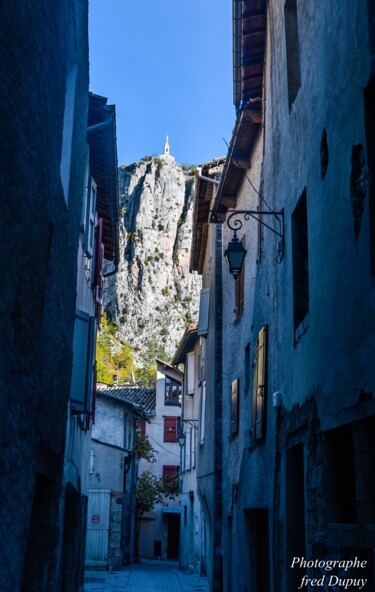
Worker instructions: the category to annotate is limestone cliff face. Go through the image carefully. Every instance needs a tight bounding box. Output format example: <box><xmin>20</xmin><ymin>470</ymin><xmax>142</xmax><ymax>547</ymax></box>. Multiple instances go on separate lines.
<box><xmin>104</xmin><ymin>157</ymin><xmax>201</xmax><ymax>362</ymax></box>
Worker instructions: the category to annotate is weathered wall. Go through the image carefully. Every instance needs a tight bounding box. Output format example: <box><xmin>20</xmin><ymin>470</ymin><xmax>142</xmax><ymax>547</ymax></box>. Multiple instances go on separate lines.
<box><xmin>0</xmin><ymin>2</ymin><xmax>89</xmax><ymax>590</ymax></box>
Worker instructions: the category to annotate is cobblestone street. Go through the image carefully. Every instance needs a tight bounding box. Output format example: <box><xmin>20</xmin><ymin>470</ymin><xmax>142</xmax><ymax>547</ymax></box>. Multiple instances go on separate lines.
<box><xmin>85</xmin><ymin>560</ymin><xmax>210</xmax><ymax>592</ymax></box>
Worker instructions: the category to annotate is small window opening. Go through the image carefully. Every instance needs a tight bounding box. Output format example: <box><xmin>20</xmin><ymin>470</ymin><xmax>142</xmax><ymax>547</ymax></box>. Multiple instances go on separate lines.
<box><xmin>320</xmin><ymin>128</ymin><xmax>329</xmax><ymax>179</ymax></box>
<box><xmin>292</xmin><ymin>189</ymin><xmax>309</xmax><ymax>337</ymax></box>
<box><xmin>284</xmin><ymin>0</ymin><xmax>301</xmax><ymax>109</ymax></box>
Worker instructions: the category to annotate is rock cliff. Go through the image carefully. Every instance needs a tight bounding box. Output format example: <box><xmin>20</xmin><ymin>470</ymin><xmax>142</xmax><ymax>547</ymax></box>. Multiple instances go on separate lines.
<box><xmin>104</xmin><ymin>155</ymin><xmax>201</xmax><ymax>363</ymax></box>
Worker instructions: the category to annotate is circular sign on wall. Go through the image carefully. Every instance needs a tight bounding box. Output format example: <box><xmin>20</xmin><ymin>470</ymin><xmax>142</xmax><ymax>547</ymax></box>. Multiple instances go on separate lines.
<box><xmin>91</xmin><ymin>514</ymin><xmax>100</xmax><ymax>525</ymax></box>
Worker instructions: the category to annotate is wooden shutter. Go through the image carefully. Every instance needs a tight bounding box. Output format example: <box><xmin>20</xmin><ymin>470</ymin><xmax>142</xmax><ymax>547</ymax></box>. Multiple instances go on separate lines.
<box><xmin>231</xmin><ymin>379</ymin><xmax>240</xmax><ymax>435</ymax></box>
<box><xmin>164</xmin><ymin>416</ymin><xmax>177</xmax><ymax>442</ymax></box>
<box><xmin>253</xmin><ymin>326</ymin><xmax>268</xmax><ymax>440</ymax></box>
<box><xmin>139</xmin><ymin>420</ymin><xmax>146</xmax><ymax>437</ymax></box>
<box><xmin>84</xmin><ymin>176</ymin><xmax>97</xmax><ymax>258</ymax></box>
<box><xmin>70</xmin><ymin>310</ymin><xmax>90</xmax><ymax>412</ymax></box>
<box><xmin>86</xmin><ymin>316</ymin><xmax>97</xmax><ymax>414</ymax></box>
<box><xmin>163</xmin><ymin>465</ymin><xmax>178</xmax><ymax>481</ymax></box>
<box><xmin>94</xmin><ymin>218</ymin><xmax>104</xmax><ymax>325</ymax></box>
<box><xmin>198</xmin><ymin>288</ymin><xmax>210</xmax><ymax>336</ymax></box>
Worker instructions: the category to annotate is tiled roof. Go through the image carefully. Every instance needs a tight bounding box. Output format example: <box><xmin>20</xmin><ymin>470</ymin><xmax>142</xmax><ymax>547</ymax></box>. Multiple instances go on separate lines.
<box><xmin>96</xmin><ymin>383</ymin><xmax>156</xmax><ymax>417</ymax></box>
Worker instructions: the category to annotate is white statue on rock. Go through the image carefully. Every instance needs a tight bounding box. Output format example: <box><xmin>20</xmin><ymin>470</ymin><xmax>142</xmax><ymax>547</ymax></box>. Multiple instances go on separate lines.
<box><xmin>160</xmin><ymin>135</ymin><xmax>175</xmax><ymax>162</ymax></box>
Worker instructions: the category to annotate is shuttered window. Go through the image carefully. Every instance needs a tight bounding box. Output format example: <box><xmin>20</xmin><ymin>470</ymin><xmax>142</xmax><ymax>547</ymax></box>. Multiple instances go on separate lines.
<box><xmin>198</xmin><ymin>288</ymin><xmax>210</xmax><ymax>336</ymax></box>
<box><xmin>231</xmin><ymin>379</ymin><xmax>240</xmax><ymax>436</ymax></box>
<box><xmin>70</xmin><ymin>311</ymin><xmax>97</xmax><ymax>414</ymax></box>
<box><xmin>252</xmin><ymin>326</ymin><xmax>268</xmax><ymax>440</ymax></box>
<box><xmin>187</xmin><ymin>351</ymin><xmax>195</xmax><ymax>395</ymax></box>
<box><xmin>164</xmin><ymin>416</ymin><xmax>177</xmax><ymax>442</ymax></box>
<box><xmin>70</xmin><ymin>310</ymin><xmax>90</xmax><ymax>411</ymax></box>
<box><xmin>84</xmin><ymin>176</ymin><xmax>97</xmax><ymax>258</ymax></box>
<box><xmin>139</xmin><ymin>420</ymin><xmax>146</xmax><ymax>437</ymax></box>
<box><xmin>163</xmin><ymin>465</ymin><xmax>178</xmax><ymax>481</ymax></box>
<box><xmin>94</xmin><ymin>218</ymin><xmax>104</xmax><ymax>325</ymax></box>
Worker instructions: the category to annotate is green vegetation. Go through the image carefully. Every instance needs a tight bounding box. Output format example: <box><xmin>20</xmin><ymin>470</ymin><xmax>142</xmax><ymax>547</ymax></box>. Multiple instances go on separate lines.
<box><xmin>96</xmin><ymin>317</ymin><xmax>170</xmax><ymax>387</ymax></box>
<box><xmin>96</xmin><ymin>314</ymin><xmax>136</xmax><ymax>384</ymax></box>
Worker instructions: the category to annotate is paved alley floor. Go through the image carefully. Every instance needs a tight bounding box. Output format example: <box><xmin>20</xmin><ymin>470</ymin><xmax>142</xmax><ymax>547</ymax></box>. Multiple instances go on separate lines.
<box><xmin>84</xmin><ymin>560</ymin><xmax>210</xmax><ymax>592</ymax></box>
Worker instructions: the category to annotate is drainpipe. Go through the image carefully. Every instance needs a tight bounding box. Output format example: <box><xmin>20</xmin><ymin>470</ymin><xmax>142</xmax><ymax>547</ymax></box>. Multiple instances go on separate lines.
<box><xmin>196</xmin><ymin>168</ymin><xmax>220</xmax><ymax>186</ymax></box>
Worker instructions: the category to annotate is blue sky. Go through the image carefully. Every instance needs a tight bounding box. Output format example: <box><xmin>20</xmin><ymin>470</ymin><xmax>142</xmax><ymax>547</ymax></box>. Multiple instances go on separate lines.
<box><xmin>89</xmin><ymin>0</ymin><xmax>234</xmax><ymax>167</ymax></box>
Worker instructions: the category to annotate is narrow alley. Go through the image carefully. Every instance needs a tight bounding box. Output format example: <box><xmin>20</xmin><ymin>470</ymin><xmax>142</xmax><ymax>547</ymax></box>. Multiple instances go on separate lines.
<box><xmin>84</xmin><ymin>561</ymin><xmax>210</xmax><ymax>592</ymax></box>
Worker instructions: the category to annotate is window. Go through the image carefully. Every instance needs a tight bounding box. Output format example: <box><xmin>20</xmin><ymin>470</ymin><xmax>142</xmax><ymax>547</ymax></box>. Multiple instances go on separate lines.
<box><xmin>292</xmin><ymin>189</ymin><xmax>309</xmax><ymax>338</ymax></box>
<box><xmin>165</xmin><ymin>377</ymin><xmax>182</xmax><ymax>406</ymax></box>
<box><xmin>93</xmin><ymin>218</ymin><xmax>104</xmax><ymax>323</ymax></box>
<box><xmin>198</xmin><ymin>288</ymin><xmax>210</xmax><ymax>336</ymax></box>
<box><xmin>231</xmin><ymin>379</ymin><xmax>240</xmax><ymax>436</ymax></box>
<box><xmin>284</xmin><ymin>0</ymin><xmax>301</xmax><ymax>109</ymax></box>
<box><xmin>164</xmin><ymin>416</ymin><xmax>178</xmax><ymax>442</ymax></box>
<box><xmin>235</xmin><ymin>237</ymin><xmax>245</xmax><ymax>319</ymax></box>
<box><xmin>320</xmin><ymin>128</ymin><xmax>329</xmax><ymax>179</ymax></box>
<box><xmin>252</xmin><ymin>326</ymin><xmax>268</xmax><ymax>441</ymax></box>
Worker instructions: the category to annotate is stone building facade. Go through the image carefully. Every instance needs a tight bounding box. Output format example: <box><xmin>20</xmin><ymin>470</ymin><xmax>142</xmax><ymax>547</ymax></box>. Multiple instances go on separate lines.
<box><xmin>0</xmin><ymin>5</ymin><xmax>119</xmax><ymax>591</ymax></box>
<box><xmin>202</xmin><ymin>1</ymin><xmax>375</xmax><ymax>591</ymax></box>
<box><xmin>0</xmin><ymin>2</ymin><xmax>90</xmax><ymax>590</ymax></box>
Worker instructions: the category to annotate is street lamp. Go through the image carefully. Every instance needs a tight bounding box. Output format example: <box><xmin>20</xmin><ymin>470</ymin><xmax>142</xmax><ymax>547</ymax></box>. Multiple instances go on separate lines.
<box><xmin>223</xmin><ymin>209</ymin><xmax>285</xmax><ymax>278</ymax></box>
<box><xmin>178</xmin><ymin>429</ymin><xmax>186</xmax><ymax>448</ymax></box>
<box><xmin>224</xmin><ymin>232</ymin><xmax>247</xmax><ymax>279</ymax></box>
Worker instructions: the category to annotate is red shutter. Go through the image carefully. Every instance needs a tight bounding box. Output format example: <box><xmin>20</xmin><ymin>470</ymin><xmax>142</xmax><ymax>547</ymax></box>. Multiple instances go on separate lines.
<box><xmin>164</xmin><ymin>416</ymin><xmax>177</xmax><ymax>442</ymax></box>
<box><xmin>163</xmin><ymin>465</ymin><xmax>178</xmax><ymax>481</ymax></box>
<box><xmin>139</xmin><ymin>419</ymin><xmax>146</xmax><ymax>437</ymax></box>
<box><xmin>94</xmin><ymin>218</ymin><xmax>104</xmax><ymax>326</ymax></box>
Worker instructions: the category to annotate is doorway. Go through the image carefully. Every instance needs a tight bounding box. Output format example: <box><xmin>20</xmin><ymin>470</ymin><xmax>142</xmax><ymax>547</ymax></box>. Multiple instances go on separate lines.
<box><xmin>166</xmin><ymin>514</ymin><xmax>180</xmax><ymax>559</ymax></box>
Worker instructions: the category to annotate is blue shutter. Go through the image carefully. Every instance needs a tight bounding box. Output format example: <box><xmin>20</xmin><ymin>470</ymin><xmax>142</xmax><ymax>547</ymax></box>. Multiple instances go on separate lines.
<box><xmin>198</xmin><ymin>288</ymin><xmax>210</xmax><ymax>336</ymax></box>
<box><xmin>85</xmin><ymin>316</ymin><xmax>97</xmax><ymax>414</ymax></box>
<box><xmin>70</xmin><ymin>310</ymin><xmax>90</xmax><ymax>411</ymax></box>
